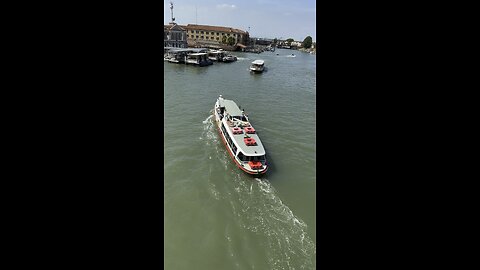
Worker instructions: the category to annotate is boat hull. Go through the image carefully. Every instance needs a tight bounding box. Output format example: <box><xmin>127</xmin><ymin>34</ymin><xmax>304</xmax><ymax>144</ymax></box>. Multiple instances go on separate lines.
<box><xmin>249</xmin><ymin>67</ymin><xmax>264</xmax><ymax>73</ymax></box>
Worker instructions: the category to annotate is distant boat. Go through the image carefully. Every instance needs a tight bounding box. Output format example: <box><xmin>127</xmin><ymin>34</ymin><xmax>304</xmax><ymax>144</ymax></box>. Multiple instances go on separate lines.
<box><xmin>185</xmin><ymin>53</ymin><xmax>212</xmax><ymax>67</ymax></box>
<box><xmin>250</xmin><ymin>60</ymin><xmax>265</xmax><ymax>73</ymax></box>
<box><xmin>208</xmin><ymin>50</ymin><xmax>226</xmax><ymax>62</ymax></box>
<box><xmin>222</xmin><ymin>55</ymin><xmax>237</xmax><ymax>62</ymax></box>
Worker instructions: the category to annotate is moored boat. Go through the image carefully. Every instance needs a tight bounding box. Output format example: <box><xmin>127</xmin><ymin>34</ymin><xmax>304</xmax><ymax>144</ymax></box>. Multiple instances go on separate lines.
<box><xmin>250</xmin><ymin>60</ymin><xmax>265</xmax><ymax>73</ymax></box>
<box><xmin>185</xmin><ymin>53</ymin><xmax>213</xmax><ymax>66</ymax></box>
<box><xmin>213</xmin><ymin>95</ymin><xmax>268</xmax><ymax>175</ymax></box>
<box><xmin>208</xmin><ymin>50</ymin><xmax>226</xmax><ymax>61</ymax></box>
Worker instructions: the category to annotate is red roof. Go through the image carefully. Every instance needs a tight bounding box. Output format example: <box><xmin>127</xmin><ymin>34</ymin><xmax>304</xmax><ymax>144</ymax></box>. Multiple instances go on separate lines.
<box><xmin>185</xmin><ymin>24</ymin><xmax>247</xmax><ymax>35</ymax></box>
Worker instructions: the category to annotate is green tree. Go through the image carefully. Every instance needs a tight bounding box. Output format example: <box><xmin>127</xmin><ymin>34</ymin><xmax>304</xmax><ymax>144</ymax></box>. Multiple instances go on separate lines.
<box><xmin>286</xmin><ymin>38</ymin><xmax>294</xmax><ymax>45</ymax></box>
<box><xmin>227</xmin><ymin>36</ymin><xmax>235</xmax><ymax>46</ymax></box>
<box><xmin>273</xmin><ymin>38</ymin><xmax>277</xmax><ymax>44</ymax></box>
<box><xmin>302</xmin><ymin>36</ymin><xmax>313</xmax><ymax>49</ymax></box>
<box><xmin>222</xmin><ymin>35</ymin><xmax>227</xmax><ymax>44</ymax></box>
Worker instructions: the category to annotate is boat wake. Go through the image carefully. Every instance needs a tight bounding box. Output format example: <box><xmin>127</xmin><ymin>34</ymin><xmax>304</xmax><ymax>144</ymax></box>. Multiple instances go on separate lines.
<box><xmin>202</xmin><ymin>114</ymin><xmax>213</xmax><ymax>124</ymax></box>
<box><xmin>201</xmin><ymin>112</ymin><xmax>316</xmax><ymax>269</ymax></box>
<box><xmin>229</xmin><ymin>174</ymin><xmax>316</xmax><ymax>269</ymax></box>
<box><xmin>200</xmin><ymin>114</ymin><xmax>218</xmax><ymax>145</ymax></box>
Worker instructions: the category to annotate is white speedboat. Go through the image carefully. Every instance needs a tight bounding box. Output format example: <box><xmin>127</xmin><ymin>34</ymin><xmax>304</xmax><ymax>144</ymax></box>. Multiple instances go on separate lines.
<box><xmin>213</xmin><ymin>95</ymin><xmax>268</xmax><ymax>175</ymax></box>
<box><xmin>249</xmin><ymin>60</ymin><xmax>265</xmax><ymax>73</ymax></box>
<box><xmin>222</xmin><ymin>55</ymin><xmax>237</xmax><ymax>62</ymax></box>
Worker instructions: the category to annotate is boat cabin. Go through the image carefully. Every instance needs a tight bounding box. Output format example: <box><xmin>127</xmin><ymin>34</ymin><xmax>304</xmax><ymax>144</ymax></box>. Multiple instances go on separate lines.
<box><xmin>185</xmin><ymin>53</ymin><xmax>212</xmax><ymax>66</ymax></box>
<box><xmin>208</xmin><ymin>50</ymin><xmax>226</xmax><ymax>61</ymax></box>
<box><xmin>250</xmin><ymin>60</ymin><xmax>265</xmax><ymax>72</ymax></box>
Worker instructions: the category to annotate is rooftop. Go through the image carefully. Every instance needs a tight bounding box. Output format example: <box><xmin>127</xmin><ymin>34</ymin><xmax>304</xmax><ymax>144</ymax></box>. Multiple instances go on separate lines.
<box><xmin>185</xmin><ymin>24</ymin><xmax>247</xmax><ymax>35</ymax></box>
<box><xmin>219</xmin><ymin>99</ymin><xmax>243</xmax><ymax>117</ymax></box>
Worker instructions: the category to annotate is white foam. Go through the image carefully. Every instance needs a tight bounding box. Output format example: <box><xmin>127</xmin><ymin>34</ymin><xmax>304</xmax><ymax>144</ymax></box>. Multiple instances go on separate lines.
<box><xmin>202</xmin><ymin>114</ymin><xmax>213</xmax><ymax>124</ymax></box>
<box><xmin>227</xmin><ymin>176</ymin><xmax>316</xmax><ymax>269</ymax></box>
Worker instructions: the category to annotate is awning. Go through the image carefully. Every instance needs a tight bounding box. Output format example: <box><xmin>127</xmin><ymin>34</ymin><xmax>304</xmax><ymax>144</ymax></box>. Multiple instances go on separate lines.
<box><xmin>236</xmin><ymin>43</ymin><xmax>247</xmax><ymax>48</ymax></box>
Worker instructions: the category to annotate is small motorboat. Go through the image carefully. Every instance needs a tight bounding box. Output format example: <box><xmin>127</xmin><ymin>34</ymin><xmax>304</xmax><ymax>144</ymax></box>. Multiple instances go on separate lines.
<box><xmin>249</xmin><ymin>60</ymin><xmax>265</xmax><ymax>73</ymax></box>
<box><xmin>222</xmin><ymin>55</ymin><xmax>237</xmax><ymax>62</ymax></box>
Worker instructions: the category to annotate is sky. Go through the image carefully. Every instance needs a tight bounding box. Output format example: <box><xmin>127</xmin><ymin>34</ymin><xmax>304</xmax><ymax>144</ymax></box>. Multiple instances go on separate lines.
<box><xmin>164</xmin><ymin>0</ymin><xmax>316</xmax><ymax>42</ymax></box>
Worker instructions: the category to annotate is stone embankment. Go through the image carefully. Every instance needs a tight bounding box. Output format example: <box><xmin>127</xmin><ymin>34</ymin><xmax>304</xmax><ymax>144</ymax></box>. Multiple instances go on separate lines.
<box><xmin>298</xmin><ymin>47</ymin><xmax>316</xmax><ymax>55</ymax></box>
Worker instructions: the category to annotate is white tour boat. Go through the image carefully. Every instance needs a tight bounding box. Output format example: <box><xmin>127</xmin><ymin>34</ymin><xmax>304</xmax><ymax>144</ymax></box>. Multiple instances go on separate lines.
<box><xmin>250</xmin><ymin>60</ymin><xmax>265</xmax><ymax>73</ymax></box>
<box><xmin>213</xmin><ymin>95</ymin><xmax>268</xmax><ymax>175</ymax></box>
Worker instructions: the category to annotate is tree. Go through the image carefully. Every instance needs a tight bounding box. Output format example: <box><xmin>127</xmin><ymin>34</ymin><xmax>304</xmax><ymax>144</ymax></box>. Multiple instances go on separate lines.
<box><xmin>227</xmin><ymin>36</ymin><xmax>235</xmax><ymax>46</ymax></box>
<box><xmin>286</xmin><ymin>38</ymin><xmax>294</xmax><ymax>45</ymax></box>
<box><xmin>273</xmin><ymin>38</ymin><xmax>277</xmax><ymax>44</ymax></box>
<box><xmin>302</xmin><ymin>36</ymin><xmax>312</xmax><ymax>49</ymax></box>
<box><xmin>222</xmin><ymin>35</ymin><xmax>227</xmax><ymax>44</ymax></box>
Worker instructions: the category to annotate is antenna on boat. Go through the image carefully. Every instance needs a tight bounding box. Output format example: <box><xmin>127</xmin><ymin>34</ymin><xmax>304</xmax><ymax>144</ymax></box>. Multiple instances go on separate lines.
<box><xmin>170</xmin><ymin>1</ymin><xmax>175</xmax><ymax>23</ymax></box>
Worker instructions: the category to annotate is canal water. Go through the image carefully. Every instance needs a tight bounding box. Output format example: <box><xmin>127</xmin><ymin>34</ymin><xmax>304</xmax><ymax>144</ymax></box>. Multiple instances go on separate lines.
<box><xmin>164</xmin><ymin>49</ymin><xmax>316</xmax><ymax>269</ymax></box>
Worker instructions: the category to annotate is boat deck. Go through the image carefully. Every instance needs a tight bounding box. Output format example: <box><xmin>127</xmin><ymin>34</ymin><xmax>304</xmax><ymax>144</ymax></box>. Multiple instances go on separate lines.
<box><xmin>219</xmin><ymin>99</ymin><xmax>243</xmax><ymax>117</ymax></box>
<box><xmin>227</xmin><ymin>122</ymin><xmax>265</xmax><ymax>156</ymax></box>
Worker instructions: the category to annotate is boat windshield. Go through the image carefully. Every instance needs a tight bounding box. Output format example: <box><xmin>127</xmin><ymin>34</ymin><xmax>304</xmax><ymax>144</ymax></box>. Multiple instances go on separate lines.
<box><xmin>237</xmin><ymin>152</ymin><xmax>265</xmax><ymax>162</ymax></box>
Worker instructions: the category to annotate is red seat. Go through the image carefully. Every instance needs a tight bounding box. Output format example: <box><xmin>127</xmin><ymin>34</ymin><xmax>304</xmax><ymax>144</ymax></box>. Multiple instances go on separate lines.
<box><xmin>248</xmin><ymin>161</ymin><xmax>262</xmax><ymax>169</ymax></box>
<box><xmin>232</xmin><ymin>127</ymin><xmax>243</xmax><ymax>134</ymax></box>
<box><xmin>244</xmin><ymin>127</ymin><xmax>256</xmax><ymax>134</ymax></box>
<box><xmin>244</xmin><ymin>137</ymin><xmax>256</xmax><ymax>145</ymax></box>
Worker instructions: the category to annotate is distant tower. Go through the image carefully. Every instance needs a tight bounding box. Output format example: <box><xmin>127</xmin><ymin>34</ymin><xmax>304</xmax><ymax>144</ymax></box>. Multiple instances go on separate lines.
<box><xmin>170</xmin><ymin>1</ymin><xmax>175</xmax><ymax>24</ymax></box>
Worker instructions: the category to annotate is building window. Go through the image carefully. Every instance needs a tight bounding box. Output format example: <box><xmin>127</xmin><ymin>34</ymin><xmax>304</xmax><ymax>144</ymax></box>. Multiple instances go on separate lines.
<box><xmin>227</xmin><ymin>33</ymin><xmax>230</xmax><ymax>36</ymax></box>
<box><xmin>201</xmin><ymin>36</ymin><xmax>204</xmax><ymax>39</ymax></box>
<box><xmin>196</xmin><ymin>30</ymin><xmax>199</xmax><ymax>33</ymax></box>
<box><xmin>216</xmin><ymin>33</ymin><xmax>219</xmax><ymax>36</ymax></box>
<box><xmin>211</xmin><ymin>32</ymin><xmax>214</xmax><ymax>35</ymax></box>
<box><xmin>191</xmin><ymin>30</ymin><xmax>194</xmax><ymax>33</ymax></box>
<box><xmin>200</xmin><ymin>31</ymin><xmax>204</xmax><ymax>34</ymax></box>
<box><xmin>216</xmin><ymin>37</ymin><xmax>219</xmax><ymax>40</ymax></box>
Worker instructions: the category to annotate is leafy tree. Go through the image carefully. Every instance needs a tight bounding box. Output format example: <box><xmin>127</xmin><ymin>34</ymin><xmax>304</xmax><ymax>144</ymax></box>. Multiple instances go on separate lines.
<box><xmin>286</xmin><ymin>38</ymin><xmax>294</xmax><ymax>45</ymax></box>
<box><xmin>227</xmin><ymin>36</ymin><xmax>235</xmax><ymax>46</ymax></box>
<box><xmin>222</xmin><ymin>35</ymin><xmax>227</xmax><ymax>44</ymax></box>
<box><xmin>302</xmin><ymin>36</ymin><xmax>312</xmax><ymax>49</ymax></box>
<box><xmin>273</xmin><ymin>38</ymin><xmax>277</xmax><ymax>44</ymax></box>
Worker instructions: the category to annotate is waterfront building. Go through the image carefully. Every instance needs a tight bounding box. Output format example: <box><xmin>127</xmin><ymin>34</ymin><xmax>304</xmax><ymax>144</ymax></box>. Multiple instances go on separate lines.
<box><xmin>291</xmin><ymin>41</ymin><xmax>303</xmax><ymax>48</ymax></box>
<box><xmin>183</xmin><ymin>24</ymin><xmax>249</xmax><ymax>50</ymax></box>
<box><xmin>164</xmin><ymin>23</ymin><xmax>188</xmax><ymax>48</ymax></box>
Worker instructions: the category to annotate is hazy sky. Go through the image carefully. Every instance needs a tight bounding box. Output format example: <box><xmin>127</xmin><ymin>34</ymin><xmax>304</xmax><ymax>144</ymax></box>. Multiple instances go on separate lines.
<box><xmin>164</xmin><ymin>0</ymin><xmax>316</xmax><ymax>42</ymax></box>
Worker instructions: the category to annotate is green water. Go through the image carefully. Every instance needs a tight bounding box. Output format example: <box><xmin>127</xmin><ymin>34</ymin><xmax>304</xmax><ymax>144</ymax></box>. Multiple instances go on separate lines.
<box><xmin>164</xmin><ymin>49</ymin><xmax>316</xmax><ymax>269</ymax></box>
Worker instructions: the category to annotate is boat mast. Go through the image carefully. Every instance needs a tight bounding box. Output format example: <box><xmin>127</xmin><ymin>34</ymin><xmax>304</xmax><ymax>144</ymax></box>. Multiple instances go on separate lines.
<box><xmin>170</xmin><ymin>1</ymin><xmax>175</xmax><ymax>24</ymax></box>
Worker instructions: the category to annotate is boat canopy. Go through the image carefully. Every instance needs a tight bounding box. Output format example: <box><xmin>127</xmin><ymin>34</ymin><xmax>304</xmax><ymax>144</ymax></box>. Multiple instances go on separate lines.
<box><xmin>168</xmin><ymin>48</ymin><xmax>193</xmax><ymax>53</ymax></box>
<box><xmin>251</xmin><ymin>60</ymin><xmax>264</xmax><ymax>65</ymax></box>
<box><xmin>189</xmin><ymin>53</ymin><xmax>207</xmax><ymax>56</ymax></box>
